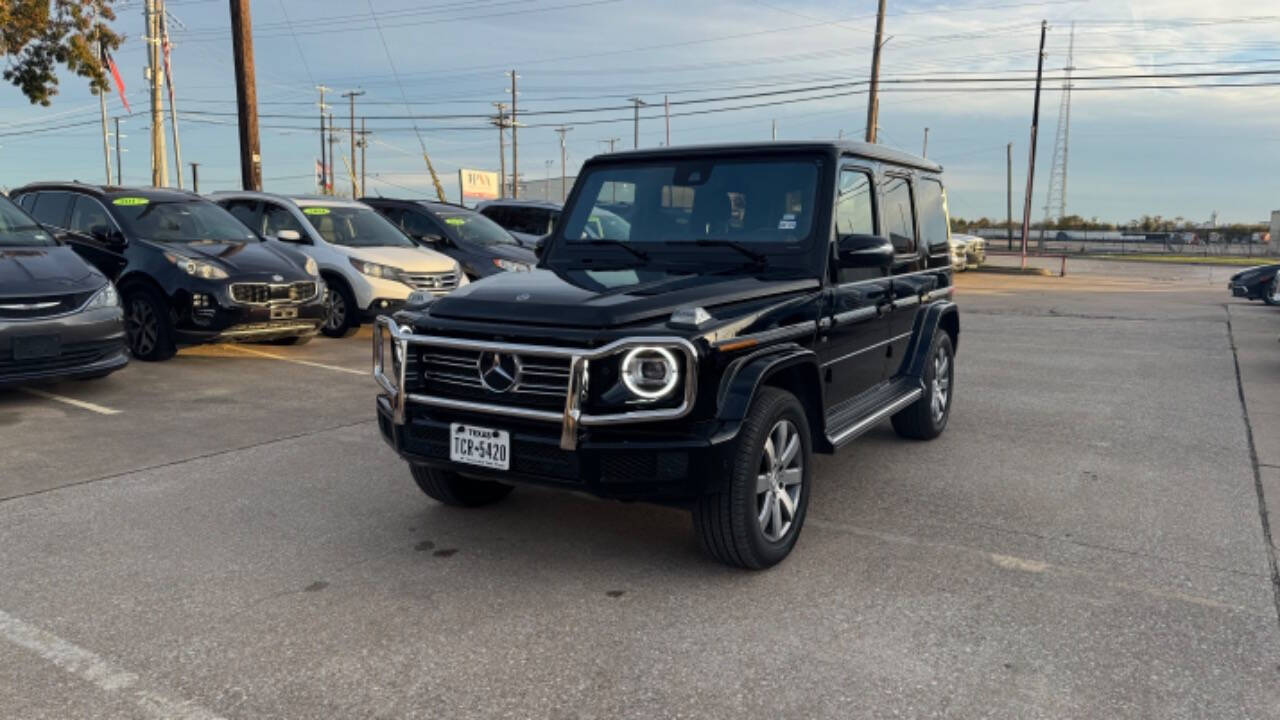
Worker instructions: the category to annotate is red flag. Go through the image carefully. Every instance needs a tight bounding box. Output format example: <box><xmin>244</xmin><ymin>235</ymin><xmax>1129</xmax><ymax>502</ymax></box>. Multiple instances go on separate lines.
<box><xmin>106</xmin><ymin>53</ymin><xmax>130</xmax><ymax>113</ymax></box>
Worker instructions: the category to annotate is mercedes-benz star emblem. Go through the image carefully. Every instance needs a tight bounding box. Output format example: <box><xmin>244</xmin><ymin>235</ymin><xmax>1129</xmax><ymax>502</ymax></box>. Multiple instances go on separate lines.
<box><xmin>477</xmin><ymin>351</ymin><xmax>521</xmax><ymax>393</ymax></box>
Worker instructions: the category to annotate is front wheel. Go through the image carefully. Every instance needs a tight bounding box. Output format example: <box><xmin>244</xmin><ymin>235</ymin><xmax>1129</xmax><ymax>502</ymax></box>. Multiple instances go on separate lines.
<box><xmin>320</xmin><ymin>281</ymin><xmax>359</xmax><ymax>338</ymax></box>
<box><xmin>693</xmin><ymin>387</ymin><xmax>812</xmax><ymax>570</ymax></box>
<box><xmin>892</xmin><ymin>330</ymin><xmax>954</xmax><ymax>440</ymax></box>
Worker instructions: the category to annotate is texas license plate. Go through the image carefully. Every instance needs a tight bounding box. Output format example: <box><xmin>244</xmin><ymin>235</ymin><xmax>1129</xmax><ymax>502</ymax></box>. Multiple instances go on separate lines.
<box><xmin>12</xmin><ymin>334</ymin><xmax>61</xmax><ymax>361</ymax></box>
<box><xmin>449</xmin><ymin>423</ymin><xmax>510</xmax><ymax>471</ymax></box>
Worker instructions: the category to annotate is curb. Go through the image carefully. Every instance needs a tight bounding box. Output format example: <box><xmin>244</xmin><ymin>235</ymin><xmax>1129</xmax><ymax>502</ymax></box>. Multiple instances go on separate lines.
<box><xmin>967</xmin><ymin>266</ymin><xmax>1053</xmax><ymax>277</ymax></box>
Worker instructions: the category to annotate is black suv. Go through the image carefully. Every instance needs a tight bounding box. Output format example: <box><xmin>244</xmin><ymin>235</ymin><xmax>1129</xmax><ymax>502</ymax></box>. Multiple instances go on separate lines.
<box><xmin>373</xmin><ymin>141</ymin><xmax>958</xmax><ymax>569</ymax></box>
<box><xmin>11</xmin><ymin>183</ymin><xmax>326</xmax><ymax>361</ymax></box>
<box><xmin>475</xmin><ymin>199</ymin><xmax>561</xmax><ymax>246</ymax></box>
<box><xmin>360</xmin><ymin>198</ymin><xmax>538</xmax><ymax>279</ymax></box>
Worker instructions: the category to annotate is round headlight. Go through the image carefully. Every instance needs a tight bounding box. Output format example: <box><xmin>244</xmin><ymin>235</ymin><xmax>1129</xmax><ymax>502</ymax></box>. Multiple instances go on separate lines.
<box><xmin>621</xmin><ymin>346</ymin><xmax>680</xmax><ymax>400</ymax></box>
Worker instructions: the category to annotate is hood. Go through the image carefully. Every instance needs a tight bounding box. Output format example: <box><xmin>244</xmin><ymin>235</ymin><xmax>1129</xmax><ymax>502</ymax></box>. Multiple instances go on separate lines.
<box><xmin>427</xmin><ymin>267</ymin><xmax>819</xmax><ymax>328</ymax></box>
<box><xmin>340</xmin><ymin>245</ymin><xmax>458</xmax><ymax>272</ymax></box>
<box><xmin>156</xmin><ymin>239</ymin><xmax>310</xmax><ymax>279</ymax></box>
<box><xmin>1231</xmin><ymin>263</ymin><xmax>1280</xmax><ymax>281</ymax></box>
<box><xmin>0</xmin><ymin>245</ymin><xmax>103</xmax><ymax>297</ymax></box>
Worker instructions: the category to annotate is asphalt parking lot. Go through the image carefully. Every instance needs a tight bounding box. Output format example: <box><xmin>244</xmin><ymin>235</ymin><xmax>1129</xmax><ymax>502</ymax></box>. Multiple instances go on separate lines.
<box><xmin>2</xmin><ymin>260</ymin><xmax>1278</xmax><ymax>718</ymax></box>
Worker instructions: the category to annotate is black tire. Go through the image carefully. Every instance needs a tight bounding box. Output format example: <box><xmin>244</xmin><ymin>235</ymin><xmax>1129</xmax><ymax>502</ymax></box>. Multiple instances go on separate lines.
<box><xmin>892</xmin><ymin>330</ymin><xmax>954</xmax><ymax>440</ymax></box>
<box><xmin>264</xmin><ymin>334</ymin><xmax>314</xmax><ymax>346</ymax></box>
<box><xmin>123</xmin><ymin>285</ymin><xmax>177</xmax><ymax>362</ymax></box>
<box><xmin>320</xmin><ymin>278</ymin><xmax>360</xmax><ymax>338</ymax></box>
<box><xmin>693</xmin><ymin>387</ymin><xmax>812</xmax><ymax>570</ymax></box>
<box><xmin>409</xmin><ymin>464</ymin><xmax>513</xmax><ymax>507</ymax></box>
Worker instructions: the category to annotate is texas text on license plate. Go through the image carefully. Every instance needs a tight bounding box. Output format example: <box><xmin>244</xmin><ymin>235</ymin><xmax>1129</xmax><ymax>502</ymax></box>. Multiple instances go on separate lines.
<box><xmin>449</xmin><ymin>423</ymin><xmax>510</xmax><ymax>471</ymax></box>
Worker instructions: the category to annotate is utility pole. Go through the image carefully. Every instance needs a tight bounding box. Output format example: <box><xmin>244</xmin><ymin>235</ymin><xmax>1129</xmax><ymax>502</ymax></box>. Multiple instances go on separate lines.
<box><xmin>1006</xmin><ymin>142</ymin><xmax>1014</xmax><ymax>250</ymax></box>
<box><xmin>664</xmin><ymin>94</ymin><xmax>670</xmax><ymax>146</ymax></box>
<box><xmin>544</xmin><ymin>159</ymin><xmax>552</xmax><ymax>200</ymax></box>
<box><xmin>506</xmin><ymin>70</ymin><xmax>519</xmax><ymax>198</ymax></box>
<box><xmin>628</xmin><ymin>97</ymin><xmax>647</xmax><ymax>148</ymax></box>
<box><xmin>922</xmin><ymin>127</ymin><xmax>929</xmax><ymax>157</ymax></box>
<box><xmin>359</xmin><ymin>118</ymin><xmax>368</xmax><ymax>198</ymax></box>
<box><xmin>228</xmin><ymin>0</ymin><xmax>261</xmax><ymax>190</ymax></box>
<box><xmin>772</xmin><ymin>119</ymin><xmax>777</xmax><ymax>141</ymax></box>
<box><xmin>865</xmin><ymin>0</ymin><xmax>887</xmax><ymax>143</ymax></box>
<box><xmin>554</xmin><ymin>126</ymin><xmax>573</xmax><ymax>202</ymax></box>
<box><xmin>98</xmin><ymin>83</ymin><xmax>112</xmax><ymax>184</ymax></box>
<box><xmin>159</xmin><ymin>0</ymin><xmax>183</xmax><ymax>188</ymax></box>
<box><xmin>145</xmin><ymin>0</ymin><xmax>167</xmax><ymax>186</ymax></box>
<box><xmin>114</xmin><ymin>117</ymin><xmax>124</xmax><ymax>185</ymax></box>
<box><xmin>190</xmin><ymin>162</ymin><xmax>199</xmax><ymax>193</ymax></box>
<box><xmin>1019</xmin><ymin>20</ymin><xmax>1048</xmax><ymax>269</ymax></box>
<box><xmin>342</xmin><ymin>89</ymin><xmax>364</xmax><ymax>197</ymax></box>
<box><xmin>316</xmin><ymin>85</ymin><xmax>330</xmax><ymax>194</ymax></box>
<box><xmin>492</xmin><ymin>102</ymin><xmax>507</xmax><ymax>198</ymax></box>
<box><xmin>600</xmin><ymin>138</ymin><xmax>620</xmax><ymax>153</ymax></box>
<box><xmin>327</xmin><ymin>112</ymin><xmax>337</xmax><ymax>195</ymax></box>
<box><xmin>1041</xmin><ymin>21</ymin><xmax>1075</xmax><ymax>249</ymax></box>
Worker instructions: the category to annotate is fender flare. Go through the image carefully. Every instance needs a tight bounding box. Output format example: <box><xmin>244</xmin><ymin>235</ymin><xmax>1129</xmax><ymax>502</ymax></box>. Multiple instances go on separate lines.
<box><xmin>900</xmin><ymin>300</ymin><xmax>959</xmax><ymax>379</ymax></box>
<box><xmin>714</xmin><ymin>344</ymin><xmax>831</xmax><ymax>453</ymax></box>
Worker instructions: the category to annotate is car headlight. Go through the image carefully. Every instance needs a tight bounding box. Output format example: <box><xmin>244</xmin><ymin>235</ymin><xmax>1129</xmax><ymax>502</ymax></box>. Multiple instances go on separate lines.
<box><xmin>349</xmin><ymin>257</ymin><xmax>403</xmax><ymax>281</ymax></box>
<box><xmin>84</xmin><ymin>282</ymin><xmax>120</xmax><ymax>310</ymax></box>
<box><xmin>492</xmin><ymin>258</ymin><xmax>531</xmax><ymax>272</ymax></box>
<box><xmin>304</xmin><ymin>256</ymin><xmax>319</xmax><ymax>277</ymax></box>
<box><xmin>164</xmin><ymin>252</ymin><xmax>229</xmax><ymax>280</ymax></box>
<box><xmin>620</xmin><ymin>346</ymin><xmax>680</xmax><ymax>400</ymax></box>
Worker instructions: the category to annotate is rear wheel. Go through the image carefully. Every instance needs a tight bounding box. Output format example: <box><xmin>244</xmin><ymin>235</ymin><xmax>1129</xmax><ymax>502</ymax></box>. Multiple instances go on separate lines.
<box><xmin>409</xmin><ymin>465</ymin><xmax>513</xmax><ymax>507</ymax></box>
<box><xmin>892</xmin><ymin>330</ymin><xmax>954</xmax><ymax>440</ymax></box>
<box><xmin>123</xmin><ymin>286</ymin><xmax>177</xmax><ymax>362</ymax></box>
<box><xmin>693</xmin><ymin>387</ymin><xmax>811</xmax><ymax>570</ymax></box>
<box><xmin>320</xmin><ymin>279</ymin><xmax>359</xmax><ymax>338</ymax></box>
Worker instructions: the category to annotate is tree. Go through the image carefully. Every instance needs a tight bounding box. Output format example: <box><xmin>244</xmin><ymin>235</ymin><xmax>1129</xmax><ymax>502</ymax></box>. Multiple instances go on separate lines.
<box><xmin>1</xmin><ymin>1</ymin><xmax>121</xmax><ymax>106</ymax></box>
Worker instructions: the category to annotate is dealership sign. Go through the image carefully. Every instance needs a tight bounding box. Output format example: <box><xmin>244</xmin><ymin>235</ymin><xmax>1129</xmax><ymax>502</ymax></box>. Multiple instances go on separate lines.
<box><xmin>459</xmin><ymin>169</ymin><xmax>500</xmax><ymax>201</ymax></box>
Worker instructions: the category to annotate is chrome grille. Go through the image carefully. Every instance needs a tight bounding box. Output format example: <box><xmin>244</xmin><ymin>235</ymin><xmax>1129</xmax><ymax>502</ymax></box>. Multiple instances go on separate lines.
<box><xmin>0</xmin><ymin>290</ymin><xmax>96</xmax><ymax>320</ymax></box>
<box><xmin>418</xmin><ymin>348</ymin><xmax>570</xmax><ymax>409</ymax></box>
<box><xmin>230</xmin><ymin>281</ymin><xmax>319</xmax><ymax>305</ymax></box>
<box><xmin>400</xmin><ymin>272</ymin><xmax>459</xmax><ymax>294</ymax></box>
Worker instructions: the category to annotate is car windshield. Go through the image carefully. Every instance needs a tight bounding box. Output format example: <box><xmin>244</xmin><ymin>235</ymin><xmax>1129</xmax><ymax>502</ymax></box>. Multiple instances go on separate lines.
<box><xmin>113</xmin><ymin>199</ymin><xmax>259</xmax><ymax>243</ymax></box>
<box><xmin>429</xmin><ymin>208</ymin><xmax>519</xmax><ymax>247</ymax></box>
<box><xmin>0</xmin><ymin>195</ymin><xmax>55</xmax><ymax>247</ymax></box>
<box><xmin>556</xmin><ymin>156</ymin><xmax>822</xmax><ymax>266</ymax></box>
<box><xmin>301</xmin><ymin>205</ymin><xmax>415</xmax><ymax>248</ymax></box>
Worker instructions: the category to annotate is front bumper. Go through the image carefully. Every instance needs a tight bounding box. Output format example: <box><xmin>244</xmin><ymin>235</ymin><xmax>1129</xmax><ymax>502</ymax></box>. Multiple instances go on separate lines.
<box><xmin>1230</xmin><ymin>281</ymin><xmax>1255</xmax><ymax>298</ymax></box>
<box><xmin>371</xmin><ymin>318</ymin><xmax>719</xmax><ymax>498</ymax></box>
<box><xmin>0</xmin><ymin>306</ymin><xmax>128</xmax><ymax>385</ymax></box>
<box><xmin>172</xmin><ymin>283</ymin><xmax>326</xmax><ymax>345</ymax></box>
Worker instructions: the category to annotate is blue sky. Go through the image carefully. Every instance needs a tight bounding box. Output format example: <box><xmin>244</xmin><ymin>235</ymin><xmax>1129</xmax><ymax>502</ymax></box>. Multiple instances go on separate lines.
<box><xmin>1</xmin><ymin>0</ymin><xmax>1277</xmax><ymax>223</ymax></box>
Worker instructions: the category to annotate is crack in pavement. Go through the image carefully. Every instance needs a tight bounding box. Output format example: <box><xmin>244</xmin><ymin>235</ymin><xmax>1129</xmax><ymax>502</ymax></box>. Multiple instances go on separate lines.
<box><xmin>1224</xmin><ymin>303</ymin><xmax>1280</xmax><ymax>630</ymax></box>
<box><xmin>0</xmin><ymin>420</ymin><xmax>377</xmax><ymax>506</ymax></box>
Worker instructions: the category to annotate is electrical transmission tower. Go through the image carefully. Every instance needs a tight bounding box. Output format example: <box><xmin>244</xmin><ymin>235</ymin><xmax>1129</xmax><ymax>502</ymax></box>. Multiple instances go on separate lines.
<box><xmin>1040</xmin><ymin>23</ymin><xmax>1074</xmax><ymax>246</ymax></box>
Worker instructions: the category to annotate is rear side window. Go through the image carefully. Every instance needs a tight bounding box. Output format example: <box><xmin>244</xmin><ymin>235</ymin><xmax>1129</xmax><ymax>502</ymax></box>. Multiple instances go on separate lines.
<box><xmin>881</xmin><ymin>176</ymin><xmax>916</xmax><ymax>255</ymax></box>
<box><xmin>479</xmin><ymin>206</ymin><xmax>508</xmax><ymax>227</ymax></box>
<box><xmin>835</xmin><ymin>169</ymin><xmax>875</xmax><ymax>236</ymax></box>
<box><xmin>222</xmin><ymin>199</ymin><xmax>260</xmax><ymax>231</ymax></box>
<box><xmin>68</xmin><ymin>195</ymin><xmax>116</xmax><ymax>235</ymax></box>
<box><xmin>16</xmin><ymin>193</ymin><xmax>36</xmax><ymax>212</ymax></box>
<box><xmin>30</xmin><ymin>191</ymin><xmax>73</xmax><ymax>228</ymax></box>
<box><xmin>508</xmin><ymin>207</ymin><xmax>554</xmax><ymax>236</ymax></box>
<box><xmin>262</xmin><ymin>203</ymin><xmax>305</xmax><ymax>237</ymax></box>
<box><xmin>915</xmin><ymin>178</ymin><xmax>950</xmax><ymax>257</ymax></box>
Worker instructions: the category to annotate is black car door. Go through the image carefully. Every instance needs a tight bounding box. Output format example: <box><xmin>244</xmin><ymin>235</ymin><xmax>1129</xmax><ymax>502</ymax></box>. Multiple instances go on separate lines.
<box><xmin>66</xmin><ymin>194</ymin><xmax>129</xmax><ymax>278</ymax></box>
<box><xmin>880</xmin><ymin>173</ymin><xmax>930</xmax><ymax>369</ymax></box>
<box><xmin>818</xmin><ymin>164</ymin><xmax>892</xmax><ymax>408</ymax></box>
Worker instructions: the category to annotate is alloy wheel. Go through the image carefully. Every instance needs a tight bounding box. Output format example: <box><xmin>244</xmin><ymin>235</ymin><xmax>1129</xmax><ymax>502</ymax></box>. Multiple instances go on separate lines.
<box><xmin>126</xmin><ymin>297</ymin><xmax>157</xmax><ymax>357</ymax></box>
<box><xmin>931</xmin><ymin>344</ymin><xmax>951</xmax><ymax>423</ymax></box>
<box><xmin>324</xmin><ymin>289</ymin><xmax>346</xmax><ymax>331</ymax></box>
<box><xmin>756</xmin><ymin>419</ymin><xmax>803</xmax><ymax>543</ymax></box>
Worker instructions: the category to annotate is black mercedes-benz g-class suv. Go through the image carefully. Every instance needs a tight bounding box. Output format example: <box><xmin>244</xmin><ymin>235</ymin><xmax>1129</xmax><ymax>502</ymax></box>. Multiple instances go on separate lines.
<box><xmin>373</xmin><ymin>141</ymin><xmax>958</xmax><ymax>569</ymax></box>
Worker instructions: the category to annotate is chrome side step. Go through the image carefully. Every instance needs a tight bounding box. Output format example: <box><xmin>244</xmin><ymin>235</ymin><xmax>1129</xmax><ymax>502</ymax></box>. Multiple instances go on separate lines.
<box><xmin>826</xmin><ymin>388</ymin><xmax>923</xmax><ymax>448</ymax></box>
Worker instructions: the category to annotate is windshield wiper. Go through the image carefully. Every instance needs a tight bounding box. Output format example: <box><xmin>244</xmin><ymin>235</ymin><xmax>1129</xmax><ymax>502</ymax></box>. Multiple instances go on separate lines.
<box><xmin>579</xmin><ymin>238</ymin><xmax>649</xmax><ymax>263</ymax></box>
<box><xmin>670</xmin><ymin>238</ymin><xmax>768</xmax><ymax>266</ymax></box>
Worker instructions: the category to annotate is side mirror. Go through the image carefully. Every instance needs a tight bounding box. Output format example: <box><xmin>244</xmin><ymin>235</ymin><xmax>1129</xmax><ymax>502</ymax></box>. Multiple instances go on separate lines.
<box><xmin>92</xmin><ymin>226</ymin><xmax>127</xmax><ymax>248</ymax></box>
<box><xmin>837</xmin><ymin>234</ymin><xmax>894</xmax><ymax>270</ymax></box>
<box><xmin>276</xmin><ymin>229</ymin><xmax>305</xmax><ymax>243</ymax></box>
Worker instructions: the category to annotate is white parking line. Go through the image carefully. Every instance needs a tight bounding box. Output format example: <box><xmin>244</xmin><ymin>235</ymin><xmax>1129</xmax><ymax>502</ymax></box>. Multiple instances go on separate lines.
<box><xmin>19</xmin><ymin>388</ymin><xmax>121</xmax><ymax>415</ymax></box>
<box><xmin>227</xmin><ymin>345</ymin><xmax>366</xmax><ymax>376</ymax></box>
<box><xmin>0</xmin><ymin>608</ymin><xmax>226</xmax><ymax>720</ymax></box>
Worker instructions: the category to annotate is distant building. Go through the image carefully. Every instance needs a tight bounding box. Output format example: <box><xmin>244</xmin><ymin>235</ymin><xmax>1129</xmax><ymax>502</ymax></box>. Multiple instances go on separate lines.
<box><xmin>517</xmin><ymin>176</ymin><xmax>578</xmax><ymax>204</ymax></box>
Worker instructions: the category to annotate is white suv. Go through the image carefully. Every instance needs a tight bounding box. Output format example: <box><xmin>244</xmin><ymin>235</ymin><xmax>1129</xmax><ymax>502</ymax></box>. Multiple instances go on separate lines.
<box><xmin>211</xmin><ymin>192</ymin><xmax>465</xmax><ymax>337</ymax></box>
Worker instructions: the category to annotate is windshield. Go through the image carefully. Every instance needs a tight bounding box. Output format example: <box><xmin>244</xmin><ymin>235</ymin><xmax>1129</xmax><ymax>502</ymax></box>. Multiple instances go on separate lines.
<box><xmin>113</xmin><ymin>199</ymin><xmax>259</xmax><ymax>243</ymax></box>
<box><xmin>557</xmin><ymin>157</ymin><xmax>822</xmax><ymax>266</ymax></box>
<box><xmin>301</xmin><ymin>205</ymin><xmax>415</xmax><ymax>248</ymax></box>
<box><xmin>0</xmin><ymin>195</ymin><xmax>55</xmax><ymax>247</ymax></box>
<box><xmin>430</xmin><ymin>208</ymin><xmax>519</xmax><ymax>247</ymax></box>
